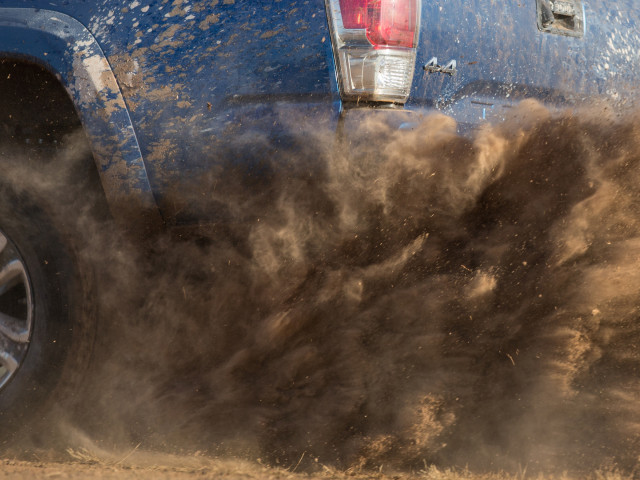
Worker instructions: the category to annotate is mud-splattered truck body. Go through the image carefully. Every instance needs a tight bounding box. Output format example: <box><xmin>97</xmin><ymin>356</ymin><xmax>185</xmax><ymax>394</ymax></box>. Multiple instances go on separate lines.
<box><xmin>0</xmin><ymin>0</ymin><xmax>638</xmax><ymax>226</ymax></box>
<box><xmin>0</xmin><ymin>0</ymin><xmax>639</xmax><ymax>445</ymax></box>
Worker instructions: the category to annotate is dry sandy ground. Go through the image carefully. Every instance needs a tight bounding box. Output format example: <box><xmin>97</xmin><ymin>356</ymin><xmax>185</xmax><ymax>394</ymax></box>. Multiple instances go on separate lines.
<box><xmin>0</xmin><ymin>455</ymin><xmax>633</xmax><ymax>480</ymax></box>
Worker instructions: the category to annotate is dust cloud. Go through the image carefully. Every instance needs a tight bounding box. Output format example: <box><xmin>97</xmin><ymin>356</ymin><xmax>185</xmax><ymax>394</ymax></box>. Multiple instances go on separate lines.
<box><xmin>4</xmin><ymin>101</ymin><xmax>640</xmax><ymax>476</ymax></box>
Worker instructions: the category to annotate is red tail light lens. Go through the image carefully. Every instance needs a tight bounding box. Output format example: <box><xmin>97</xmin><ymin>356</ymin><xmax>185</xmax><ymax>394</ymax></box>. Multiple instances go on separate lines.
<box><xmin>365</xmin><ymin>0</ymin><xmax>417</xmax><ymax>48</ymax></box>
<box><xmin>339</xmin><ymin>0</ymin><xmax>417</xmax><ymax>48</ymax></box>
<box><xmin>327</xmin><ymin>0</ymin><xmax>421</xmax><ymax>103</ymax></box>
<box><xmin>339</xmin><ymin>0</ymin><xmax>367</xmax><ymax>29</ymax></box>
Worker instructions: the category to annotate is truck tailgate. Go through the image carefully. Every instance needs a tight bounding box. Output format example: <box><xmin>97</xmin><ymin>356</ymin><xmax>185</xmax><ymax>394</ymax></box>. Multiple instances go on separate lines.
<box><xmin>411</xmin><ymin>0</ymin><xmax>640</xmax><ymax>122</ymax></box>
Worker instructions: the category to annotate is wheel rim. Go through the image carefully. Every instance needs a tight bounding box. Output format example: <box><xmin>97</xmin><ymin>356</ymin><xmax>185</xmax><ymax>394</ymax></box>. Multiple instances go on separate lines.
<box><xmin>0</xmin><ymin>230</ymin><xmax>33</xmax><ymax>391</ymax></box>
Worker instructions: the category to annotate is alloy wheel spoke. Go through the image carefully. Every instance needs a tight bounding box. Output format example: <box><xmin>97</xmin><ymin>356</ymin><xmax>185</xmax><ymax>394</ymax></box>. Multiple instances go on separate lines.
<box><xmin>0</xmin><ymin>259</ymin><xmax>25</xmax><ymax>296</ymax></box>
<box><xmin>0</xmin><ymin>343</ymin><xmax>20</xmax><ymax>375</ymax></box>
<box><xmin>0</xmin><ymin>232</ymin><xmax>32</xmax><ymax>390</ymax></box>
<box><xmin>0</xmin><ymin>311</ymin><xmax>29</xmax><ymax>343</ymax></box>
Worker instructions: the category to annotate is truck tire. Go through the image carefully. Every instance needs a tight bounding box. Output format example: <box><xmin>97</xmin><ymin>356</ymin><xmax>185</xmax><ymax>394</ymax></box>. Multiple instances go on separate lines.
<box><xmin>0</xmin><ymin>182</ymin><xmax>93</xmax><ymax>445</ymax></box>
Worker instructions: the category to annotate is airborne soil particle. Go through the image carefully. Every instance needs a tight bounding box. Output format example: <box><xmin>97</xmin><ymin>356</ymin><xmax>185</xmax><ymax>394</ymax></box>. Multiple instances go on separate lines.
<box><xmin>5</xmin><ymin>102</ymin><xmax>640</xmax><ymax>478</ymax></box>
<box><xmin>77</xmin><ymin>105</ymin><xmax>640</xmax><ymax>476</ymax></box>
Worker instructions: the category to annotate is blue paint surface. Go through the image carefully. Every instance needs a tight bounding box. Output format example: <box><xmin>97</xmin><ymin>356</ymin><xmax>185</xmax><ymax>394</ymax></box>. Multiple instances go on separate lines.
<box><xmin>0</xmin><ymin>0</ymin><xmax>638</xmax><ymax>224</ymax></box>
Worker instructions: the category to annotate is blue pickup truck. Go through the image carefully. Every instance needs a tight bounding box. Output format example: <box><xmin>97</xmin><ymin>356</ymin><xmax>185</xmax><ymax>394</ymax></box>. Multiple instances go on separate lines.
<box><xmin>0</xmin><ymin>0</ymin><xmax>638</xmax><ymax>468</ymax></box>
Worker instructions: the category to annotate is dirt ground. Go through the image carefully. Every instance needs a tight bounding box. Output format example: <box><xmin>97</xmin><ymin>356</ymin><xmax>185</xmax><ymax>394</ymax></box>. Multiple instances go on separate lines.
<box><xmin>0</xmin><ymin>454</ymin><xmax>633</xmax><ymax>480</ymax></box>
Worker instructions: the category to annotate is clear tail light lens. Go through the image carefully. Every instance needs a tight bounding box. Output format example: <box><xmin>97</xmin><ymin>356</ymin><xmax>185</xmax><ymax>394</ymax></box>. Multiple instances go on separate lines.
<box><xmin>326</xmin><ymin>0</ymin><xmax>421</xmax><ymax>103</ymax></box>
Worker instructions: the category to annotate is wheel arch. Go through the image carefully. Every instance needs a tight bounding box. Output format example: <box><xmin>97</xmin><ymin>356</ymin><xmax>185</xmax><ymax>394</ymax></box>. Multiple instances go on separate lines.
<box><xmin>0</xmin><ymin>7</ymin><xmax>162</xmax><ymax>230</ymax></box>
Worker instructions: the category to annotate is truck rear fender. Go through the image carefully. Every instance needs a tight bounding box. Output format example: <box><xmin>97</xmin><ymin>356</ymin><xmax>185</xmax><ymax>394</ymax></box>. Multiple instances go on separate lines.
<box><xmin>0</xmin><ymin>8</ymin><xmax>162</xmax><ymax>229</ymax></box>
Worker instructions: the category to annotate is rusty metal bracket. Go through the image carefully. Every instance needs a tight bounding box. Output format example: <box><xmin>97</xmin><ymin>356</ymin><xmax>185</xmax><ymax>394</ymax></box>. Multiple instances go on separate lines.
<box><xmin>536</xmin><ymin>0</ymin><xmax>584</xmax><ymax>38</ymax></box>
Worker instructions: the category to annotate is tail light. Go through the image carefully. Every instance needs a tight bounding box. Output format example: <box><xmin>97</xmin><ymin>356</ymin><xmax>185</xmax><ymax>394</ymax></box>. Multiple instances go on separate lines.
<box><xmin>325</xmin><ymin>0</ymin><xmax>421</xmax><ymax>104</ymax></box>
